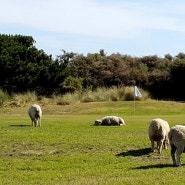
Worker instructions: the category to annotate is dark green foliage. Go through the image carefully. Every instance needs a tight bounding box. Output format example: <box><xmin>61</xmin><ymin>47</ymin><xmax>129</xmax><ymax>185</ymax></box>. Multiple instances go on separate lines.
<box><xmin>1</xmin><ymin>34</ymin><xmax>185</xmax><ymax>100</ymax></box>
<box><xmin>61</xmin><ymin>76</ymin><xmax>83</xmax><ymax>92</ymax></box>
<box><xmin>0</xmin><ymin>34</ymin><xmax>66</xmax><ymax>95</ymax></box>
<box><xmin>169</xmin><ymin>58</ymin><xmax>185</xmax><ymax>100</ymax></box>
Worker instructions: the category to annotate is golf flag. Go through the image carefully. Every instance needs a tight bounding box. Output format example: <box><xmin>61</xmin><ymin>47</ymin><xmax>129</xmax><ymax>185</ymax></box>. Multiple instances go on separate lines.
<box><xmin>134</xmin><ymin>86</ymin><xmax>142</xmax><ymax>97</ymax></box>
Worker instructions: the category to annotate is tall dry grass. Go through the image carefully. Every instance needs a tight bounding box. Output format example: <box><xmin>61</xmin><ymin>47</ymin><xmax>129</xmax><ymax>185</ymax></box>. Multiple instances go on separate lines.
<box><xmin>57</xmin><ymin>86</ymin><xmax>150</xmax><ymax>104</ymax></box>
<box><xmin>0</xmin><ymin>87</ymin><xmax>150</xmax><ymax>107</ymax></box>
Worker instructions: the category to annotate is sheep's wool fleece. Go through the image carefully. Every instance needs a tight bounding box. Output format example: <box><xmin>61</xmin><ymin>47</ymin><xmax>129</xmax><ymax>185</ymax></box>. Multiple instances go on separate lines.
<box><xmin>102</xmin><ymin>116</ymin><xmax>125</xmax><ymax>125</ymax></box>
<box><xmin>149</xmin><ymin>118</ymin><xmax>170</xmax><ymax>138</ymax></box>
<box><xmin>169</xmin><ymin>125</ymin><xmax>185</xmax><ymax>142</ymax></box>
<box><xmin>29</xmin><ymin>104</ymin><xmax>42</xmax><ymax>118</ymax></box>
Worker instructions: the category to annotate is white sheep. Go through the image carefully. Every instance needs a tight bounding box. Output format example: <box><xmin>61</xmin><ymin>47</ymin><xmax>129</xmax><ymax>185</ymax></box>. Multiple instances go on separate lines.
<box><xmin>94</xmin><ymin>116</ymin><xmax>125</xmax><ymax>126</ymax></box>
<box><xmin>148</xmin><ymin>118</ymin><xmax>170</xmax><ymax>154</ymax></box>
<box><xmin>168</xmin><ymin>125</ymin><xmax>185</xmax><ymax>166</ymax></box>
<box><xmin>28</xmin><ymin>104</ymin><xmax>42</xmax><ymax>127</ymax></box>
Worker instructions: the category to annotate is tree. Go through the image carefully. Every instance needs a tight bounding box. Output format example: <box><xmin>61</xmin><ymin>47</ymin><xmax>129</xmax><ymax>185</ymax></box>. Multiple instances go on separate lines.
<box><xmin>0</xmin><ymin>34</ymin><xmax>60</xmax><ymax>94</ymax></box>
<box><xmin>61</xmin><ymin>76</ymin><xmax>83</xmax><ymax>92</ymax></box>
<box><xmin>170</xmin><ymin>58</ymin><xmax>185</xmax><ymax>100</ymax></box>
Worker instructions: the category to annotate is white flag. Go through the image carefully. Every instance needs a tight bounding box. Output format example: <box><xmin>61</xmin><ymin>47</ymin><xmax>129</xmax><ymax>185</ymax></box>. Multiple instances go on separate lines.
<box><xmin>134</xmin><ymin>86</ymin><xmax>142</xmax><ymax>97</ymax></box>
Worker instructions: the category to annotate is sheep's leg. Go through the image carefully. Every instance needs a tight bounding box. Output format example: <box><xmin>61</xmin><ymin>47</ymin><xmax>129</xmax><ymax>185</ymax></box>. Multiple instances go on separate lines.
<box><xmin>176</xmin><ymin>148</ymin><xmax>183</xmax><ymax>166</ymax></box>
<box><xmin>157</xmin><ymin>140</ymin><xmax>163</xmax><ymax>154</ymax></box>
<box><xmin>34</xmin><ymin>120</ymin><xmax>37</xmax><ymax>127</ymax></box>
<box><xmin>157</xmin><ymin>141</ymin><xmax>159</xmax><ymax>151</ymax></box>
<box><xmin>170</xmin><ymin>144</ymin><xmax>177</xmax><ymax>166</ymax></box>
<box><xmin>163</xmin><ymin>139</ymin><xmax>168</xmax><ymax>149</ymax></box>
<box><xmin>36</xmin><ymin>120</ymin><xmax>38</xmax><ymax>127</ymax></box>
<box><xmin>38</xmin><ymin>119</ymin><xmax>41</xmax><ymax>127</ymax></box>
<box><xmin>151</xmin><ymin>140</ymin><xmax>155</xmax><ymax>152</ymax></box>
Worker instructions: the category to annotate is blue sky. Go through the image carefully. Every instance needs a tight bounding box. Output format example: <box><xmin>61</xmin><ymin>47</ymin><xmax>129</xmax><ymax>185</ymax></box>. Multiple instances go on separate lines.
<box><xmin>1</xmin><ymin>0</ymin><xmax>185</xmax><ymax>58</ymax></box>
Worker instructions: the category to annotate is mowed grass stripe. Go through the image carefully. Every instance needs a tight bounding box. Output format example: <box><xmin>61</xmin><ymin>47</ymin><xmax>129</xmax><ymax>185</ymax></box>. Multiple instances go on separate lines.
<box><xmin>1</xmin><ymin>101</ymin><xmax>185</xmax><ymax>184</ymax></box>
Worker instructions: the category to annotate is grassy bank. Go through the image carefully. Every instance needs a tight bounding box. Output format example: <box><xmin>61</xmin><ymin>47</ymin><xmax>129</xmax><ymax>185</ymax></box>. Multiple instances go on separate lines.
<box><xmin>1</xmin><ymin>101</ymin><xmax>185</xmax><ymax>184</ymax></box>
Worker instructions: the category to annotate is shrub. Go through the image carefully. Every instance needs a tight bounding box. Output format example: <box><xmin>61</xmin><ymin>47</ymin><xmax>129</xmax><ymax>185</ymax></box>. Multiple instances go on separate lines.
<box><xmin>11</xmin><ymin>91</ymin><xmax>38</xmax><ymax>106</ymax></box>
<box><xmin>0</xmin><ymin>89</ymin><xmax>9</xmax><ymax>106</ymax></box>
<box><xmin>124</xmin><ymin>86</ymin><xmax>134</xmax><ymax>101</ymax></box>
<box><xmin>60</xmin><ymin>86</ymin><xmax>150</xmax><ymax>104</ymax></box>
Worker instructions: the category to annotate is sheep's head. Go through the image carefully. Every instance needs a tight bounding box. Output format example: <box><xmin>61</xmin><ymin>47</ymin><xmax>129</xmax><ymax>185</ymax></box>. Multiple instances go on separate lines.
<box><xmin>94</xmin><ymin>120</ymin><xmax>102</xmax><ymax>126</ymax></box>
<box><xmin>119</xmin><ymin>119</ymin><xmax>126</xmax><ymax>126</ymax></box>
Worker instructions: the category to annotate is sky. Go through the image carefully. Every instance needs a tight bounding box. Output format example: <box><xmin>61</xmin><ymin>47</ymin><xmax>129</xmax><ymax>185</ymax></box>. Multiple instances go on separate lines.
<box><xmin>1</xmin><ymin>0</ymin><xmax>185</xmax><ymax>58</ymax></box>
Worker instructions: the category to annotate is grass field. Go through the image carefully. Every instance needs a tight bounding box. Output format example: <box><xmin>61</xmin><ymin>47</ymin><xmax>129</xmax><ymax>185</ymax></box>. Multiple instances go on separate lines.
<box><xmin>1</xmin><ymin>100</ymin><xmax>185</xmax><ymax>185</ymax></box>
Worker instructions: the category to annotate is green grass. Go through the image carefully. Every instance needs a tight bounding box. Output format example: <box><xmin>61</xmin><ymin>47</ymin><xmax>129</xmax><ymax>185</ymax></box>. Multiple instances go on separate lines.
<box><xmin>1</xmin><ymin>100</ymin><xmax>185</xmax><ymax>184</ymax></box>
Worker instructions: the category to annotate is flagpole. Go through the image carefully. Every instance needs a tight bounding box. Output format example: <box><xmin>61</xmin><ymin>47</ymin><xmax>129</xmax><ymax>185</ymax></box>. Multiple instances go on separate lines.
<box><xmin>133</xmin><ymin>86</ymin><xmax>135</xmax><ymax>116</ymax></box>
<box><xmin>133</xmin><ymin>86</ymin><xmax>142</xmax><ymax>116</ymax></box>
<box><xmin>134</xmin><ymin>93</ymin><xmax>135</xmax><ymax>116</ymax></box>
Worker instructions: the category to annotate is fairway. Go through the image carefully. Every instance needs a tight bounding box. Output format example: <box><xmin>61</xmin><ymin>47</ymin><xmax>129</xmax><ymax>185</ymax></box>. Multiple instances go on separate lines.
<box><xmin>1</xmin><ymin>101</ymin><xmax>185</xmax><ymax>185</ymax></box>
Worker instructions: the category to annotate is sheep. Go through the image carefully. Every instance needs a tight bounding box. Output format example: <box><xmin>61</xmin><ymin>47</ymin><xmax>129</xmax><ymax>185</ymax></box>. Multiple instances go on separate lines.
<box><xmin>28</xmin><ymin>104</ymin><xmax>42</xmax><ymax>127</ymax></box>
<box><xmin>148</xmin><ymin>118</ymin><xmax>170</xmax><ymax>154</ymax></box>
<box><xmin>94</xmin><ymin>116</ymin><xmax>125</xmax><ymax>126</ymax></box>
<box><xmin>168</xmin><ymin>125</ymin><xmax>185</xmax><ymax>166</ymax></box>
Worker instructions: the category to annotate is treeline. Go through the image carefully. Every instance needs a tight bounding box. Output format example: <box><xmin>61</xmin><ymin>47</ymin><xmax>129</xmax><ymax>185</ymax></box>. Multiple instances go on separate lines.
<box><xmin>1</xmin><ymin>34</ymin><xmax>185</xmax><ymax>100</ymax></box>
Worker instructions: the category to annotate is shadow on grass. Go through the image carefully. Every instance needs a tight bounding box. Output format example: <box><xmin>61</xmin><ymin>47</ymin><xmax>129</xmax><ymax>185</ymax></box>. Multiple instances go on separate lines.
<box><xmin>10</xmin><ymin>124</ymin><xmax>31</xmax><ymax>127</ymax></box>
<box><xmin>132</xmin><ymin>163</ymin><xmax>182</xmax><ymax>169</ymax></box>
<box><xmin>116</xmin><ymin>147</ymin><xmax>151</xmax><ymax>157</ymax></box>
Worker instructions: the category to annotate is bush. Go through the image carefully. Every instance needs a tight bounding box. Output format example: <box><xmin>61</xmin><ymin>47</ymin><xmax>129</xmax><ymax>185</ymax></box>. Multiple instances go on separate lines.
<box><xmin>11</xmin><ymin>91</ymin><xmax>38</xmax><ymax>106</ymax></box>
<box><xmin>0</xmin><ymin>89</ymin><xmax>9</xmax><ymax>106</ymax></box>
<box><xmin>59</xmin><ymin>86</ymin><xmax>150</xmax><ymax>104</ymax></box>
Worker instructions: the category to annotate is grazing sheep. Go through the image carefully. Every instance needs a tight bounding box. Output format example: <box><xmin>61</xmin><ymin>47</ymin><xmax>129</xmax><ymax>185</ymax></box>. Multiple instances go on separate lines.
<box><xmin>28</xmin><ymin>104</ymin><xmax>42</xmax><ymax>127</ymax></box>
<box><xmin>94</xmin><ymin>116</ymin><xmax>125</xmax><ymax>126</ymax></box>
<box><xmin>148</xmin><ymin>118</ymin><xmax>170</xmax><ymax>154</ymax></box>
<box><xmin>168</xmin><ymin>125</ymin><xmax>185</xmax><ymax>166</ymax></box>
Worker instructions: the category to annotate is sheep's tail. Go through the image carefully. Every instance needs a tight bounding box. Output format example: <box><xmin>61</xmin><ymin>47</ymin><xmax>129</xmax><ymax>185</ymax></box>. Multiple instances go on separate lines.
<box><xmin>35</xmin><ymin>108</ymin><xmax>41</xmax><ymax>119</ymax></box>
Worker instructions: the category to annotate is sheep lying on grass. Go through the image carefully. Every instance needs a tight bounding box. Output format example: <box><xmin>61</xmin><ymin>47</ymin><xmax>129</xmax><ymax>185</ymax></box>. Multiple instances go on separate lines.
<box><xmin>94</xmin><ymin>116</ymin><xmax>125</xmax><ymax>126</ymax></box>
<box><xmin>28</xmin><ymin>104</ymin><xmax>42</xmax><ymax>127</ymax></box>
<box><xmin>168</xmin><ymin>125</ymin><xmax>185</xmax><ymax>166</ymax></box>
<box><xmin>148</xmin><ymin>118</ymin><xmax>170</xmax><ymax>154</ymax></box>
